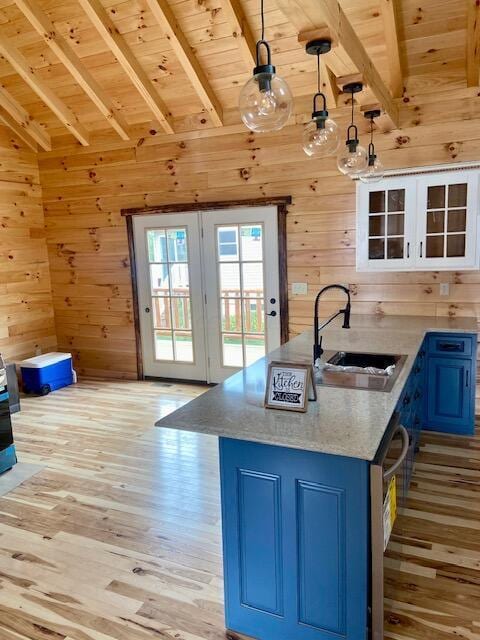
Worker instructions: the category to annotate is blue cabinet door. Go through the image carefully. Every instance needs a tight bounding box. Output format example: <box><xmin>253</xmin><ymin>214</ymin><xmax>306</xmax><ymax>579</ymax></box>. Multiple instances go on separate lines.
<box><xmin>425</xmin><ymin>355</ymin><xmax>473</xmax><ymax>434</ymax></box>
<box><xmin>219</xmin><ymin>437</ymin><xmax>369</xmax><ymax>640</ymax></box>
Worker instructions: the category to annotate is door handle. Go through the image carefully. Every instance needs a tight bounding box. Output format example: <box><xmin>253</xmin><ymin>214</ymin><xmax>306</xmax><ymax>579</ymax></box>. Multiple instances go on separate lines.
<box><xmin>266</xmin><ymin>310</ymin><xmax>277</xmax><ymax>317</ymax></box>
<box><xmin>466</xmin><ymin>369</ymin><xmax>469</xmax><ymax>388</ymax></box>
<box><xmin>145</xmin><ymin>307</ymin><xmax>150</xmax><ymax>313</ymax></box>
<box><xmin>383</xmin><ymin>425</ymin><xmax>409</xmax><ymax>482</ymax></box>
<box><xmin>419</xmin><ymin>241</ymin><xmax>423</xmax><ymax>258</ymax></box>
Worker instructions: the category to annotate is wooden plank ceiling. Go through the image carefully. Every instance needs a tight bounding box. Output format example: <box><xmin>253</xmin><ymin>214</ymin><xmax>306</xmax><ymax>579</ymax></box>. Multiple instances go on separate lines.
<box><xmin>0</xmin><ymin>0</ymin><xmax>470</xmax><ymax>149</ymax></box>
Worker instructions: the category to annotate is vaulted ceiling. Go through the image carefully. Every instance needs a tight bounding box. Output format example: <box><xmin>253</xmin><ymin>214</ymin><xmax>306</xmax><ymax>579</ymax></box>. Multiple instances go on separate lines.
<box><xmin>0</xmin><ymin>0</ymin><xmax>472</xmax><ymax>150</ymax></box>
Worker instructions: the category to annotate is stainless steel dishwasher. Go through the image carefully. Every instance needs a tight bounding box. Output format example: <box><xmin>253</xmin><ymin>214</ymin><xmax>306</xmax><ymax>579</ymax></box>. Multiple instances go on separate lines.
<box><xmin>370</xmin><ymin>412</ymin><xmax>409</xmax><ymax>640</ymax></box>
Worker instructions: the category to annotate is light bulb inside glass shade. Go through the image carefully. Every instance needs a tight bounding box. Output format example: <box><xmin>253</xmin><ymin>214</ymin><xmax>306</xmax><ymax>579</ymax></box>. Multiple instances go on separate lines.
<box><xmin>239</xmin><ymin>72</ymin><xmax>293</xmax><ymax>132</ymax></box>
<box><xmin>302</xmin><ymin>118</ymin><xmax>339</xmax><ymax>157</ymax></box>
<box><xmin>337</xmin><ymin>143</ymin><xmax>368</xmax><ymax>176</ymax></box>
<box><xmin>359</xmin><ymin>156</ymin><xmax>385</xmax><ymax>183</ymax></box>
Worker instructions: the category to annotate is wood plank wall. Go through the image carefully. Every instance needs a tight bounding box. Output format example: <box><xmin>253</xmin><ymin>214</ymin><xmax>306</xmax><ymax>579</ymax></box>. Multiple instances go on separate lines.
<box><xmin>38</xmin><ymin>93</ymin><xmax>480</xmax><ymax>379</ymax></box>
<box><xmin>0</xmin><ymin>124</ymin><xmax>57</xmax><ymax>364</ymax></box>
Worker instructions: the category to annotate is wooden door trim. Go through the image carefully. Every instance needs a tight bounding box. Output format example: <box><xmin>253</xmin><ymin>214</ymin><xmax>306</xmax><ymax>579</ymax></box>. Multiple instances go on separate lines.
<box><xmin>123</xmin><ymin>196</ymin><xmax>291</xmax><ymax>380</ymax></box>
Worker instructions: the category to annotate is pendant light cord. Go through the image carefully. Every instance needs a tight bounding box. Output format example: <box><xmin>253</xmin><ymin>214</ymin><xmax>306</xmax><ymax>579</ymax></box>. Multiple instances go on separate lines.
<box><xmin>351</xmin><ymin>89</ymin><xmax>354</xmax><ymax>125</ymax></box>
<box><xmin>317</xmin><ymin>52</ymin><xmax>321</xmax><ymax>93</ymax></box>
<box><xmin>260</xmin><ymin>0</ymin><xmax>265</xmax><ymax>41</ymax></box>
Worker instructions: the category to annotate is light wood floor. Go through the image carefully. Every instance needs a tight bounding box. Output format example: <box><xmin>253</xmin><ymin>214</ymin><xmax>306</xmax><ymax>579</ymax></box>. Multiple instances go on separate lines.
<box><xmin>0</xmin><ymin>379</ymin><xmax>478</xmax><ymax>640</ymax></box>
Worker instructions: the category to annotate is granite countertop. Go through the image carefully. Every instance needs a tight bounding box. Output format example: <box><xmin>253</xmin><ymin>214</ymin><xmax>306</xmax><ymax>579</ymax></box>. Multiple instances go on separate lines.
<box><xmin>156</xmin><ymin>315</ymin><xmax>478</xmax><ymax>461</ymax></box>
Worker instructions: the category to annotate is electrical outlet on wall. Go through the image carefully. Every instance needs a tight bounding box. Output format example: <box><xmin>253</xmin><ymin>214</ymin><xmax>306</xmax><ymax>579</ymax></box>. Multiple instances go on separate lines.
<box><xmin>440</xmin><ymin>283</ymin><xmax>450</xmax><ymax>296</ymax></box>
<box><xmin>292</xmin><ymin>282</ymin><xmax>308</xmax><ymax>295</ymax></box>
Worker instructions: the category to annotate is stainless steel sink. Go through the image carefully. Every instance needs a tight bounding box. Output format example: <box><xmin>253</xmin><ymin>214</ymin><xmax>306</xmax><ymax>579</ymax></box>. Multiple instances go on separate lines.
<box><xmin>314</xmin><ymin>351</ymin><xmax>407</xmax><ymax>392</ymax></box>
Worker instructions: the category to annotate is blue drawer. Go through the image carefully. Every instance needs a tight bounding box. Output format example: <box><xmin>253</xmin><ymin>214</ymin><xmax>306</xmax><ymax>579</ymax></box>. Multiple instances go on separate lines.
<box><xmin>428</xmin><ymin>334</ymin><xmax>473</xmax><ymax>357</ymax></box>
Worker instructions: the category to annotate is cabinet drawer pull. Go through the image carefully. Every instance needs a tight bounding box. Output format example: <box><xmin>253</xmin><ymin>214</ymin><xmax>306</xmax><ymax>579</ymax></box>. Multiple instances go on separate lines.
<box><xmin>419</xmin><ymin>241</ymin><xmax>423</xmax><ymax>257</ymax></box>
<box><xmin>407</xmin><ymin>242</ymin><xmax>410</xmax><ymax>258</ymax></box>
<box><xmin>403</xmin><ymin>394</ymin><xmax>411</xmax><ymax>406</ymax></box>
<box><xmin>438</xmin><ymin>341</ymin><xmax>463</xmax><ymax>352</ymax></box>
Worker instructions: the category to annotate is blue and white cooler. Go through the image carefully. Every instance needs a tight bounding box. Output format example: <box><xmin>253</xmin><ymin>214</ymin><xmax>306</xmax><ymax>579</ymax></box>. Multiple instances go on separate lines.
<box><xmin>20</xmin><ymin>352</ymin><xmax>75</xmax><ymax>395</ymax></box>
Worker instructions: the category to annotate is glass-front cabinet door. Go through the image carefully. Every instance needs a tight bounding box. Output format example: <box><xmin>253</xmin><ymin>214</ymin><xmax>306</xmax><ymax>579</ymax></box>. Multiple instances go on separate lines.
<box><xmin>415</xmin><ymin>171</ymin><xmax>478</xmax><ymax>269</ymax></box>
<box><xmin>357</xmin><ymin>168</ymin><xmax>480</xmax><ymax>272</ymax></box>
<box><xmin>356</xmin><ymin>176</ymin><xmax>416</xmax><ymax>271</ymax></box>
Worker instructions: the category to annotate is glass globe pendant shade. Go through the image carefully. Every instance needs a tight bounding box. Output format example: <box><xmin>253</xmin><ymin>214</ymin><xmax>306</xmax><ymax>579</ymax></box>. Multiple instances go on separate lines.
<box><xmin>239</xmin><ymin>70</ymin><xmax>293</xmax><ymax>133</ymax></box>
<box><xmin>337</xmin><ymin>141</ymin><xmax>368</xmax><ymax>176</ymax></box>
<box><xmin>359</xmin><ymin>155</ymin><xmax>385</xmax><ymax>183</ymax></box>
<box><xmin>302</xmin><ymin>116</ymin><xmax>339</xmax><ymax>158</ymax></box>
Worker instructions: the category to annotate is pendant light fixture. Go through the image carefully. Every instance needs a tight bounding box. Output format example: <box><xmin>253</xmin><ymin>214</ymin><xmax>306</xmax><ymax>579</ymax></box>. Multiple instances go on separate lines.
<box><xmin>302</xmin><ymin>39</ymin><xmax>339</xmax><ymax>158</ymax></box>
<box><xmin>337</xmin><ymin>82</ymin><xmax>368</xmax><ymax>176</ymax></box>
<box><xmin>359</xmin><ymin>110</ymin><xmax>385</xmax><ymax>183</ymax></box>
<box><xmin>238</xmin><ymin>0</ymin><xmax>292</xmax><ymax>132</ymax></box>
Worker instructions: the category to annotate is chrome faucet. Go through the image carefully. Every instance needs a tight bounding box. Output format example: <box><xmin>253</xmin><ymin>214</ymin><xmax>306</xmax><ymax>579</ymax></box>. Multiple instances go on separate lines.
<box><xmin>313</xmin><ymin>284</ymin><xmax>351</xmax><ymax>363</ymax></box>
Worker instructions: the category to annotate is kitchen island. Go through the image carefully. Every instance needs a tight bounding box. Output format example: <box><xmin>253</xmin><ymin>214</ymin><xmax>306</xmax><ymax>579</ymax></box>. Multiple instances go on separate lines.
<box><xmin>156</xmin><ymin>315</ymin><xmax>477</xmax><ymax>640</ymax></box>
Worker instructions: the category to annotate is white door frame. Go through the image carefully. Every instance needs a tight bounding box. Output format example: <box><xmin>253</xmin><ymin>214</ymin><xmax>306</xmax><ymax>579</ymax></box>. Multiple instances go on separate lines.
<box><xmin>125</xmin><ymin>199</ymin><xmax>290</xmax><ymax>381</ymax></box>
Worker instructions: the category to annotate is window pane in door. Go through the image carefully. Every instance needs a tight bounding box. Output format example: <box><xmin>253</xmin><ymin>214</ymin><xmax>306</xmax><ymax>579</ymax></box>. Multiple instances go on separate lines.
<box><xmin>155</xmin><ymin>330</ymin><xmax>174</xmax><ymax>360</ymax></box>
<box><xmin>245</xmin><ymin>335</ymin><xmax>265</xmax><ymax>366</ymax></box>
<box><xmin>222</xmin><ymin>334</ymin><xmax>244</xmax><ymax>367</ymax></box>
<box><xmin>218</xmin><ymin>227</ymin><xmax>239</xmax><ymax>261</ymax></box>
<box><xmin>243</xmin><ymin>298</ymin><xmax>265</xmax><ymax>333</ymax></box>
<box><xmin>166</xmin><ymin>229</ymin><xmax>188</xmax><ymax>262</ymax></box>
<box><xmin>169</xmin><ymin>263</ymin><xmax>189</xmax><ymax>295</ymax></box>
<box><xmin>147</xmin><ymin>229</ymin><xmax>167</xmax><ymax>262</ymax></box>
<box><xmin>426</xmin><ymin>235</ymin><xmax>444</xmax><ymax>258</ymax></box>
<box><xmin>153</xmin><ymin>297</ymin><xmax>171</xmax><ymax>329</ymax></box>
<box><xmin>221</xmin><ymin>298</ymin><xmax>242</xmax><ymax>333</ymax></box>
<box><xmin>369</xmin><ymin>238</ymin><xmax>384</xmax><ymax>259</ymax></box>
<box><xmin>447</xmin><ymin>234</ymin><xmax>466</xmax><ymax>257</ymax></box>
<box><xmin>174</xmin><ymin>331</ymin><xmax>193</xmax><ymax>362</ymax></box>
<box><xmin>242</xmin><ymin>262</ymin><xmax>264</xmax><ymax>298</ymax></box>
<box><xmin>426</xmin><ymin>211</ymin><xmax>445</xmax><ymax>234</ymax></box>
<box><xmin>448</xmin><ymin>183</ymin><xmax>467</xmax><ymax>207</ymax></box>
<box><xmin>240</xmin><ymin>225</ymin><xmax>263</xmax><ymax>260</ymax></box>
<box><xmin>150</xmin><ymin>264</ymin><xmax>169</xmax><ymax>295</ymax></box>
<box><xmin>447</xmin><ymin>209</ymin><xmax>466</xmax><ymax>232</ymax></box>
<box><xmin>220</xmin><ymin>263</ymin><xmax>241</xmax><ymax>297</ymax></box>
<box><xmin>387</xmin><ymin>238</ymin><xmax>404</xmax><ymax>259</ymax></box>
<box><xmin>387</xmin><ymin>214</ymin><xmax>404</xmax><ymax>236</ymax></box>
<box><xmin>427</xmin><ymin>185</ymin><xmax>445</xmax><ymax>209</ymax></box>
<box><xmin>369</xmin><ymin>215</ymin><xmax>384</xmax><ymax>236</ymax></box>
<box><xmin>171</xmin><ymin>297</ymin><xmax>191</xmax><ymax>330</ymax></box>
<box><xmin>369</xmin><ymin>191</ymin><xmax>385</xmax><ymax>213</ymax></box>
<box><xmin>387</xmin><ymin>189</ymin><xmax>405</xmax><ymax>212</ymax></box>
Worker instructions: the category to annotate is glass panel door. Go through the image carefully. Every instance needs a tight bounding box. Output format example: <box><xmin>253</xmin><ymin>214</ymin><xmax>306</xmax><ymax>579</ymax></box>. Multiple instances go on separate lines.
<box><xmin>217</xmin><ymin>223</ymin><xmax>266</xmax><ymax>368</ymax></box>
<box><xmin>203</xmin><ymin>207</ymin><xmax>281</xmax><ymax>383</ymax></box>
<box><xmin>416</xmin><ymin>171</ymin><xmax>478</xmax><ymax>269</ymax></box>
<box><xmin>133</xmin><ymin>213</ymin><xmax>207</xmax><ymax>381</ymax></box>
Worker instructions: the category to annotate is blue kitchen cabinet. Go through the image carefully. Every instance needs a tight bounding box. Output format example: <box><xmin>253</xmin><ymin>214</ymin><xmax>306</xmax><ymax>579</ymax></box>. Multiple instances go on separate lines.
<box><xmin>219</xmin><ymin>437</ymin><xmax>370</xmax><ymax>640</ymax></box>
<box><xmin>425</xmin><ymin>355</ymin><xmax>473</xmax><ymax>434</ymax></box>
<box><xmin>424</xmin><ymin>333</ymin><xmax>476</xmax><ymax>436</ymax></box>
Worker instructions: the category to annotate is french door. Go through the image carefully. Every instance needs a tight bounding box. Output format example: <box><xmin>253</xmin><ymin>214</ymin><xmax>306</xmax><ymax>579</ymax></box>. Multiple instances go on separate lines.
<box><xmin>133</xmin><ymin>207</ymin><xmax>281</xmax><ymax>383</ymax></box>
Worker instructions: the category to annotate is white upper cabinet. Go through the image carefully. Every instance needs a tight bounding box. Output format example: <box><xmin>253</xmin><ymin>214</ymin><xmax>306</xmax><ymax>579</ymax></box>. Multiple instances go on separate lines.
<box><xmin>356</xmin><ymin>169</ymin><xmax>480</xmax><ymax>271</ymax></box>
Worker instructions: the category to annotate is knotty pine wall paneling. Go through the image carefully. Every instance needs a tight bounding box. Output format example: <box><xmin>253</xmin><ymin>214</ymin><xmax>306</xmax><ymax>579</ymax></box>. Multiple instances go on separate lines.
<box><xmin>0</xmin><ymin>124</ymin><xmax>57</xmax><ymax>363</ymax></box>
<box><xmin>39</xmin><ymin>99</ymin><xmax>480</xmax><ymax>380</ymax></box>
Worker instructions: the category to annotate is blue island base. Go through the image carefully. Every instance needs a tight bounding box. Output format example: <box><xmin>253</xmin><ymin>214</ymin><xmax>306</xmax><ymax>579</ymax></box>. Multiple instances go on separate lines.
<box><xmin>0</xmin><ymin>444</ymin><xmax>17</xmax><ymax>475</ymax></box>
<box><xmin>219</xmin><ymin>437</ymin><xmax>370</xmax><ymax>640</ymax></box>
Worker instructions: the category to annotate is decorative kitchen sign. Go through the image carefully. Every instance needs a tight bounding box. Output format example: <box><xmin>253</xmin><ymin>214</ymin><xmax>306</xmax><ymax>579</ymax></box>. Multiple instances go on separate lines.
<box><xmin>264</xmin><ymin>362</ymin><xmax>317</xmax><ymax>412</ymax></box>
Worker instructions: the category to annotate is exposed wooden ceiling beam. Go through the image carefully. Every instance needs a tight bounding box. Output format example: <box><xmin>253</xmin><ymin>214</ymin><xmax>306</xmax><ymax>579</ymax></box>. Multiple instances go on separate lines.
<box><xmin>0</xmin><ymin>108</ymin><xmax>38</xmax><ymax>151</ymax></box>
<box><xmin>78</xmin><ymin>0</ymin><xmax>174</xmax><ymax>134</ymax></box>
<box><xmin>14</xmin><ymin>0</ymin><xmax>130</xmax><ymax>140</ymax></box>
<box><xmin>321</xmin><ymin>60</ymin><xmax>339</xmax><ymax>110</ymax></box>
<box><xmin>145</xmin><ymin>0</ymin><xmax>223</xmax><ymax>127</ymax></box>
<box><xmin>276</xmin><ymin>0</ymin><xmax>399</xmax><ymax>128</ymax></box>
<box><xmin>467</xmin><ymin>0</ymin><xmax>480</xmax><ymax>87</ymax></box>
<box><xmin>0</xmin><ymin>84</ymin><xmax>51</xmax><ymax>150</ymax></box>
<box><xmin>379</xmin><ymin>0</ymin><xmax>403</xmax><ymax>98</ymax></box>
<box><xmin>219</xmin><ymin>0</ymin><xmax>256</xmax><ymax>69</ymax></box>
<box><xmin>0</xmin><ymin>33</ymin><xmax>90</xmax><ymax>145</ymax></box>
